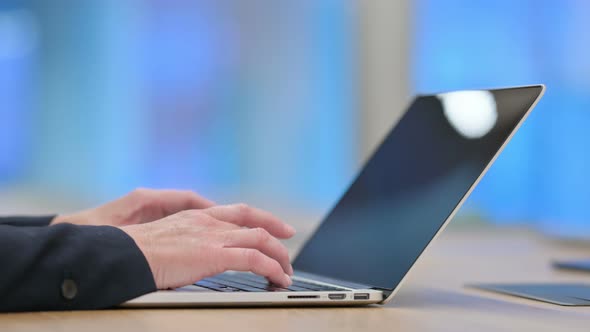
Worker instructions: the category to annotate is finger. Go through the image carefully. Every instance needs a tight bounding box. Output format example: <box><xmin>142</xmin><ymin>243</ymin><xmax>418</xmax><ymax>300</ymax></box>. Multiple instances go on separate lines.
<box><xmin>129</xmin><ymin>188</ymin><xmax>216</xmax><ymax>223</ymax></box>
<box><xmin>154</xmin><ymin>189</ymin><xmax>216</xmax><ymax>212</ymax></box>
<box><xmin>201</xmin><ymin>204</ymin><xmax>295</xmax><ymax>239</ymax></box>
<box><xmin>220</xmin><ymin>248</ymin><xmax>292</xmax><ymax>288</ymax></box>
<box><xmin>223</xmin><ymin>228</ymin><xmax>293</xmax><ymax>275</ymax></box>
<box><xmin>178</xmin><ymin>210</ymin><xmax>241</xmax><ymax>231</ymax></box>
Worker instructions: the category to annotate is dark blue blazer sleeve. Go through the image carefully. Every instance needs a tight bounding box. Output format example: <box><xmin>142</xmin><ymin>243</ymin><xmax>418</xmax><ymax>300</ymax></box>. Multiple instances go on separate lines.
<box><xmin>0</xmin><ymin>221</ymin><xmax>156</xmax><ymax>312</ymax></box>
<box><xmin>0</xmin><ymin>215</ymin><xmax>55</xmax><ymax>227</ymax></box>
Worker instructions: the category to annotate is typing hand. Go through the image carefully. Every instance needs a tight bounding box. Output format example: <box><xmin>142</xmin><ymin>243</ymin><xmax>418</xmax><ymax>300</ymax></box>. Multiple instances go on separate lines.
<box><xmin>120</xmin><ymin>204</ymin><xmax>295</xmax><ymax>289</ymax></box>
<box><xmin>51</xmin><ymin>188</ymin><xmax>214</xmax><ymax>227</ymax></box>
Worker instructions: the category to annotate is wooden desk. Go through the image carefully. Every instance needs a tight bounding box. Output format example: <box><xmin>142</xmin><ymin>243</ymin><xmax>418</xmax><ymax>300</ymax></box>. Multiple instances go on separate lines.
<box><xmin>2</xmin><ymin>225</ymin><xmax>590</xmax><ymax>332</ymax></box>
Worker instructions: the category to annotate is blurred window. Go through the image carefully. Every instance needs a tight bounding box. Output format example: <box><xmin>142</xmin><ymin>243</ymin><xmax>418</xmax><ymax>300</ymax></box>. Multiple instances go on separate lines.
<box><xmin>414</xmin><ymin>0</ymin><xmax>590</xmax><ymax>236</ymax></box>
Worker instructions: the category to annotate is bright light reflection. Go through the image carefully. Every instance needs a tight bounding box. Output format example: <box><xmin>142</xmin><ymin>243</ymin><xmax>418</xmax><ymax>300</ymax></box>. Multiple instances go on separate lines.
<box><xmin>438</xmin><ymin>90</ymin><xmax>497</xmax><ymax>139</ymax></box>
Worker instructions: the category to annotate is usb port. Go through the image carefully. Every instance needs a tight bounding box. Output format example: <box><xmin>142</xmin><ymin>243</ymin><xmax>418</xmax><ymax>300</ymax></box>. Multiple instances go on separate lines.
<box><xmin>328</xmin><ymin>293</ymin><xmax>346</xmax><ymax>300</ymax></box>
<box><xmin>354</xmin><ymin>293</ymin><xmax>370</xmax><ymax>300</ymax></box>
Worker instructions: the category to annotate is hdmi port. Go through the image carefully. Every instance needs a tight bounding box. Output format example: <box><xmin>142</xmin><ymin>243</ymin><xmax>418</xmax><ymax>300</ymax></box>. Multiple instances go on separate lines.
<box><xmin>328</xmin><ymin>293</ymin><xmax>346</xmax><ymax>300</ymax></box>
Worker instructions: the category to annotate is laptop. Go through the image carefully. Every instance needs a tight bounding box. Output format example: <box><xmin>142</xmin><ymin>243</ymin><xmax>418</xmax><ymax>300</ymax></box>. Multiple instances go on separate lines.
<box><xmin>125</xmin><ymin>85</ymin><xmax>545</xmax><ymax>307</ymax></box>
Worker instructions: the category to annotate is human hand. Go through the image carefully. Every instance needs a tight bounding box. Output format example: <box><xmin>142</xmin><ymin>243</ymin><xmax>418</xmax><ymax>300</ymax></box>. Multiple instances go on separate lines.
<box><xmin>121</xmin><ymin>204</ymin><xmax>296</xmax><ymax>289</ymax></box>
<box><xmin>51</xmin><ymin>188</ymin><xmax>215</xmax><ymax>227</ymax></box>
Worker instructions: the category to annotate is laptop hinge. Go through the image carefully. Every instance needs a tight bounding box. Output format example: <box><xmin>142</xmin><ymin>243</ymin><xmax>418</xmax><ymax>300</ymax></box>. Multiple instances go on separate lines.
<box><xmin>372</xmin><ymin>287</ymin><xmax>393</xmax><ymax>298</ymax></box>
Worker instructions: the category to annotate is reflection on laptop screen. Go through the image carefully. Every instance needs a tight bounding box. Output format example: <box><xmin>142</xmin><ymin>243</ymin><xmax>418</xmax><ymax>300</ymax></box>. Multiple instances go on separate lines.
<box><xmin>293</xmin><ymin>86</ymin><xmax>543</xmax><ymax>291</ymax></box>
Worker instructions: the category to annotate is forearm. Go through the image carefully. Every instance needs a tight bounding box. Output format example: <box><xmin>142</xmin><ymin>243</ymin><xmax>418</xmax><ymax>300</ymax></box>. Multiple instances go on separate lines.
<box><xmin>0</xmin><ymin>224</ymin><xmax>156</xmax><ymax>312</ymax></box>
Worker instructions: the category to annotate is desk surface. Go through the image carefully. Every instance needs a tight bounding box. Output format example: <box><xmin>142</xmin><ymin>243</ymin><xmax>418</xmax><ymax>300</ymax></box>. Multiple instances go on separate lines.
<box><xmin>2</xmin><ymin>225</ymin><xmax>590</xmax><ymax>332</ymax></box>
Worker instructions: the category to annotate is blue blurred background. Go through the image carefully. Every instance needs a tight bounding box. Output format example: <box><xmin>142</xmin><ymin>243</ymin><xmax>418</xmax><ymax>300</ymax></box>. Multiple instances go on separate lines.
<box><xmin>413</xmin><ymin>0</ymin><xmax>590</xmax><ymax>237</ymax></box>
<box><xmin>0</xmin><ymin>0</ymin><xmax>588</xmax><ymax>237</ymax></box>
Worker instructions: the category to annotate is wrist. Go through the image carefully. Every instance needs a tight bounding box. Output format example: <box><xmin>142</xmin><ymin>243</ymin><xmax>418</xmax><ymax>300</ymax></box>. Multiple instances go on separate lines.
<box><xmin>50</xmin><ymin>215</ymin><xmax>67</xmax><ymax>225</ymax></box>
<box><xmin>51</xmin><ymin>211</ymin><xmax>97</xmax><ymax>226</ymax></box>
<box><xmin>120</xmin><ymin>225</ymin><xmax>159</xmax><ymax>287</ymax></box>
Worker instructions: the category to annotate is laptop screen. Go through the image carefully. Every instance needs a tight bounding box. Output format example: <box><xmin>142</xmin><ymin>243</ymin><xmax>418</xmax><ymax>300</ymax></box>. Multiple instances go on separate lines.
<box><xmin>293</xmin><ymin>86</ymin><xmax>544</xmax><ymax>291</ymax></box>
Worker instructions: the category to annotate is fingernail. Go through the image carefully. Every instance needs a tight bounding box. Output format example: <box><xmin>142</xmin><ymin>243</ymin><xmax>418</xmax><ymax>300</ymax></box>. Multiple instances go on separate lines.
<box><xmin>288</xmin><ymin>264</ymin><xmax>294</xmax><ymax>276</ymax></box>
<box><xmin>284</xmin><ymin>274</ymin><xmax>292</xmax><ymax>287</ymax></box>
<box><xmin>285</xmin><ymin>224</ymin><xmax>296</xmax><ymax>234</ymax></box>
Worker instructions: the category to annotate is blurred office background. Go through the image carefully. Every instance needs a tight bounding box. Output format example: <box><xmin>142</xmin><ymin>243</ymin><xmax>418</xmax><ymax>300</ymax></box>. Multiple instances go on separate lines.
<box><xmin>0</xmin><ymin>0</ymin><xmax>588</xmax><ymax>237</ymax></box>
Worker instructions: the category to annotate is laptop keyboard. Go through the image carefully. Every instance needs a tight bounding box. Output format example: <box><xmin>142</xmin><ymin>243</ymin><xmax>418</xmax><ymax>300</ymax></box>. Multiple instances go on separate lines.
<box><xmin>195</xmin><ymin>272</ymin><xmax>349</xmax><ymax>292</ymax></box>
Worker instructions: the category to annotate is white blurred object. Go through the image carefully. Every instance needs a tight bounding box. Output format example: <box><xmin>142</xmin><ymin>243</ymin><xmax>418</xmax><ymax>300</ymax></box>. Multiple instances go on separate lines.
<box><xmin>439</xmin><ymin>90</ymin><xmax>497</xmax><ymax>139</ymax></box>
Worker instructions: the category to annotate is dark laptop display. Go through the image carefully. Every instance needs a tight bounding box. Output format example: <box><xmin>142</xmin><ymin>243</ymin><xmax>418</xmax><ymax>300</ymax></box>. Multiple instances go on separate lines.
<box><xmin>294</xmin><ymin>86</ymin><xmax>544</xmax><ymax>292</ymax></box>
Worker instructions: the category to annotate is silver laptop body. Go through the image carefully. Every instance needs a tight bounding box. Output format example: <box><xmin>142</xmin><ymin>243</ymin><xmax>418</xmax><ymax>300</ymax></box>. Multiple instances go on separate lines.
<box><xmin>124</xmin><ymin>85</ymin><xmax>545</xmax><ymax>307</ymax></box>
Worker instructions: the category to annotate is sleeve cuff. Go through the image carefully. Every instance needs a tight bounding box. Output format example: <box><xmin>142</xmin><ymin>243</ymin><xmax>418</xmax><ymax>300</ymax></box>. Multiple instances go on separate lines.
<box><xmin>58</xmin><ymin>224</ymin><xmax>157</xmax><ymax>309</ymax></box>
<box><xmin>0</xmin><ymin>223</ymin><xmax>157</xmax><ymax>311</ymax></box>
<box><xmin>0</xmin><ymin>215</ymin><xmax>55</xmax><ymax>227</ymax></box>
